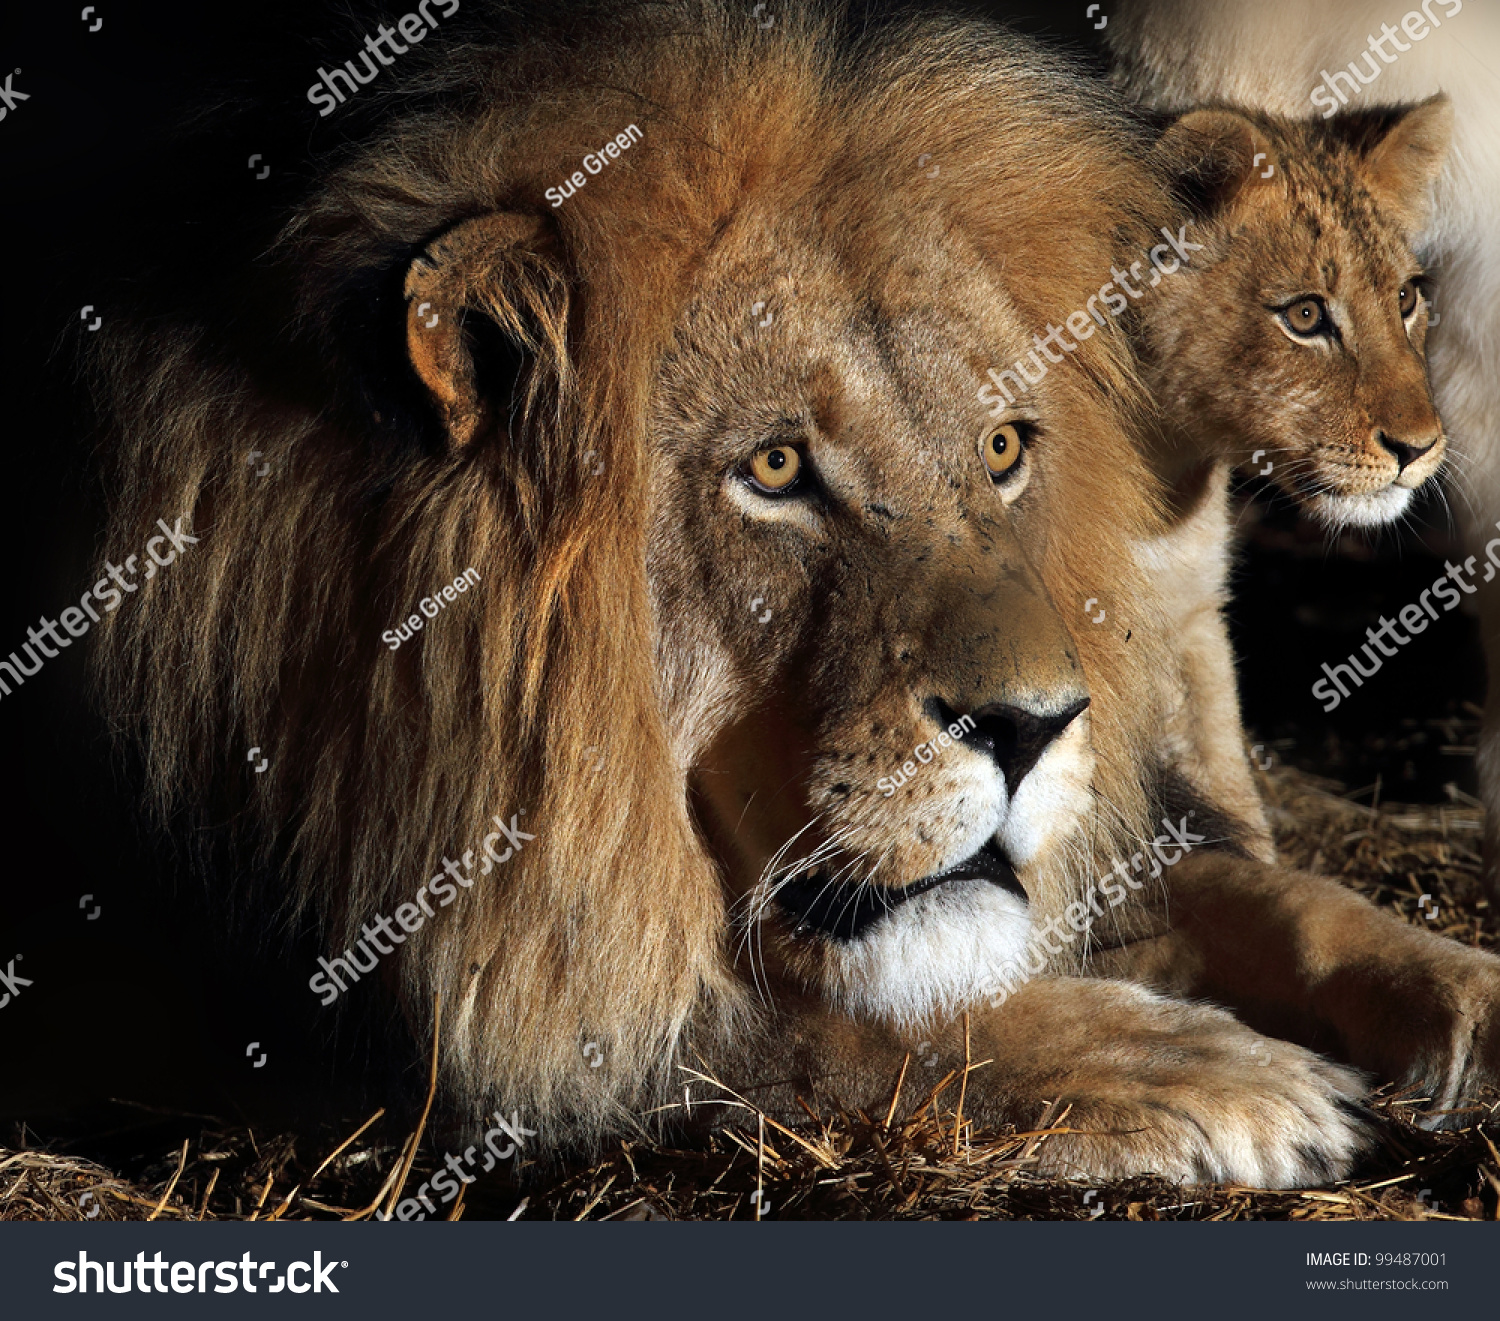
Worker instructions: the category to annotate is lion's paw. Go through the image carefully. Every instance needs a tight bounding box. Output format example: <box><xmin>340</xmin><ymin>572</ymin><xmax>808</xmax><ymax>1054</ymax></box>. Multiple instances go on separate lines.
<box><xmin>979</xmin><ymin>981</ymin><xmax>1372</xmax><ymax>1188</ymax></box>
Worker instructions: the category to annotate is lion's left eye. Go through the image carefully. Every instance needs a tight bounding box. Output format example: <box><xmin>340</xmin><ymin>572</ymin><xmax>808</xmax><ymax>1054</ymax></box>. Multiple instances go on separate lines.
<box><xmin>1398</xmin><ymin>279</ymin><xmax>1420</xmax><ymax>319</ymax></box>
<box><xmin>746</xmin><ymin>444</ymin><xmax>804</xmax><ymax>494</ymax></box>
<box><xmin>979</xmin><ymin>422</ymin><xmax>1027</xmax><ymax>480</ymax></box>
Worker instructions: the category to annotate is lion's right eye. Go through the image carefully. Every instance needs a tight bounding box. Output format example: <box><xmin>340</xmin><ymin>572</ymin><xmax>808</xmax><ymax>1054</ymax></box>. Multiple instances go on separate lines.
<box><xmin>746</xmin><ymin>444</ymin><xmax>804</xmax><ymax>494</ymax></box>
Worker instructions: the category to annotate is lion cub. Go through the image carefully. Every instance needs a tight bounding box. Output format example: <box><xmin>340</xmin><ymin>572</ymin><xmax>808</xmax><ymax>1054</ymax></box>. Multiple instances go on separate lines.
<box><xmin>1134</xmin><ymin>97</ymin><xmax>1452</xmax><ymax>859</ymax></box>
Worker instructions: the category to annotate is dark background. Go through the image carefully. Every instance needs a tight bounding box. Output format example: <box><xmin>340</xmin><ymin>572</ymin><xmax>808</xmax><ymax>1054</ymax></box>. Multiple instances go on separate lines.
<box><xmin>0</xmin><ymin>1</ymin><xmax>1483</xmax><ymax>1166</ymax></box>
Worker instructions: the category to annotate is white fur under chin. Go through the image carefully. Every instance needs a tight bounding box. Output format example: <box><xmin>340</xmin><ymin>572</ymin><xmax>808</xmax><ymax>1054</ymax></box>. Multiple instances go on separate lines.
<box><xmin>1312</xmin><ymin>484</ymin><xmax>1413</xmax><ymax>531</ymax></box>
<box><xmin>819</xmin><ymin>879</ymin><xmax>1031</xmax><ymax>1031</ymax></box>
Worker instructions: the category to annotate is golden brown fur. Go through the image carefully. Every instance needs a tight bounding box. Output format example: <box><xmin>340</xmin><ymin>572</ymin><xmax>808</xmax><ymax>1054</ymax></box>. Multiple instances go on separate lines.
<box><xmin>84</xmin><ymin>1</ymin><xmax>1500</xmax><ymax>1186</ymax></box>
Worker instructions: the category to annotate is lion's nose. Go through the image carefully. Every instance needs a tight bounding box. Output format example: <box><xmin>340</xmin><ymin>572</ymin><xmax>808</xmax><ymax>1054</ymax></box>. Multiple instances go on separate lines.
<box><xmin>1376</xmin><ymin>430</ymin><xmax>1439</xmax><ymax>473</ymax></box>
<box><xmin>924</xmin><ymin>695</ymin><xmax>1089</xmax><ymax>796</ymax></box>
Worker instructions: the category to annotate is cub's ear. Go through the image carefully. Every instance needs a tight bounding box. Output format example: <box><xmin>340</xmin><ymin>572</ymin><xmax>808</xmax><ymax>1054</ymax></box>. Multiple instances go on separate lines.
<box><xmin>403</xmin><ymin>213</ymin><xmax>566</xmax><ymax>448</ymax></box>
<box><xmin>1357</xmin><ymin>93</ymin><xmax>1453</xmax><ymax>237</ymax></box>
<box><xmin>1152</xmin><ymin>109</ymin><xmax>1275</xmax><ymax>219</ymax></box>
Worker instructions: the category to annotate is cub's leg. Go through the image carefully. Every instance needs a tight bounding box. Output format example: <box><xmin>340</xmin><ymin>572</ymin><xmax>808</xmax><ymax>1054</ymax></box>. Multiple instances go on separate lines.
<box><xmin>1095</xmin><ymin>850</ymin><xmax>1500</xmax><ymax>1125</ymax></box>
<box><xmin>1451</xmin><ymin>381</ymin><xmax>1500</xmax><ymax>901</ymax></box>
<box><xmin>1137</xmin><ymin>461</ymin><xmax>1274</xmax><ymax>861</ymax></box>
<box><xmin>1476</xmin><ymin>559</ymin><xmax>1500</xmax><ymax>901</ymax></box>
<box><xmin>710</xmin><ymin>978</ymin><xmax>1368</xmax><ymax>1187</ymax></box>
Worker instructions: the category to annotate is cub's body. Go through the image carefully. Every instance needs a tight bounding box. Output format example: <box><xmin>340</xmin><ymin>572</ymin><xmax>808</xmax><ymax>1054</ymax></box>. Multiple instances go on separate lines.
<box><xmin>1133</xmin><ymin>100</ymin><xmax>1450</xmax><ymax>859</ymax></box>
<box><xmin>1112</xmin><ymin>0</ymin><xmax>1500</xmax><ymax>895</ymax></box>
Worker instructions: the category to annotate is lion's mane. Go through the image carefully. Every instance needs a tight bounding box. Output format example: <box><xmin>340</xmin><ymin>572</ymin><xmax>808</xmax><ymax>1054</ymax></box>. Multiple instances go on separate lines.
<box><xmin>86</xmin><ymin>1</ymin><xmax>1167</xmax><ymax>1143</ymax></box>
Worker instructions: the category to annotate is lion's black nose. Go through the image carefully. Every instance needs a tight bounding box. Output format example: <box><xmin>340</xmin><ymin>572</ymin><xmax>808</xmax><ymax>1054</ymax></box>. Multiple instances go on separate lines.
<box><xmin>925</xmin><ymin>695</ymin><xmax>1089</xmax><ymax>796</ymax></box>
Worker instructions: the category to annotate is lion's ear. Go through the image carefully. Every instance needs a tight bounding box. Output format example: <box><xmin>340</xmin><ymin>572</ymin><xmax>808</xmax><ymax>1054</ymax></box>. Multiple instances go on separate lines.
<box><xmin>403</xmin><ymin>212</ymin><xmax>563</xmax><ymax>449</ymax></box>
<box><xmin>1152</xmin><ymin>109</ymin><xmax>1272</xmax><ymax>219</ymax></box>
<box><xmin>1358</xmin><ymin>94</ymin><xmax>1452</xmax><ymax>237</ymax></box>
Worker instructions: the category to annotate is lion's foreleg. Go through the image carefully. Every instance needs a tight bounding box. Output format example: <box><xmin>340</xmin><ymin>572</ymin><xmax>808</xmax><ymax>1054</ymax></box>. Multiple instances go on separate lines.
<box><xmin>696</xmin><ymin>976</ymin><xmax>1367</xmax><ymax>1186</ymax></box>
<box><xmin>1092</xmin><ymin>850</ymin><xmax>1500</xmax><ymax>1121</ymax></box>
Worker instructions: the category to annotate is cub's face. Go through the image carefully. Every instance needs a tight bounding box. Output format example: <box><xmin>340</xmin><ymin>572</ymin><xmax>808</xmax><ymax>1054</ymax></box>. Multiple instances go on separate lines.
<box><xmin>1147</xmin><ymin>105</ymin><xmax>1450</xmax><ymax>530</ymax></box>
<box><xmin>644</xmin><ymin>206</ymin><xmax>1107</xmax><ymax>1027</ymax></box>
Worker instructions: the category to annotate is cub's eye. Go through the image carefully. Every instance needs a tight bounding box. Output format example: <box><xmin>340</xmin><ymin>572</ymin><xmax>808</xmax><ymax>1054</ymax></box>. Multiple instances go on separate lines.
<box><xmin>1398</xmin><ymin>279</ymin><xmax>1420</xmax><ymax>319</ymax></box>
<box><xmin>980</xmin><ymin>422</ymin><xmax>1026</xmax><ymax>480</ymax></box>
<box><xmin>747</xmin><ymin>444</ymin><xmax>803</xmax><ymax>494</ymax></box>
<box><xmin>1281</xmin><ymin>297</ymin><xmax>1330</xmax><ymax>338</ymax></box>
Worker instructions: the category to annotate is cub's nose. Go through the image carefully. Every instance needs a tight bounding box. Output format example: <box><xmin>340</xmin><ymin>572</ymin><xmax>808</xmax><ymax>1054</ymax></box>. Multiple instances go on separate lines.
<box><xmin>925</xmin><ymin>694</ymin><xmax>1089</xmax><ymax>796</ymax></box>
<box><xmin>1376</xmin><ymin>430</ymin><xmax>1440</xmax><ymax>473</ymax></box>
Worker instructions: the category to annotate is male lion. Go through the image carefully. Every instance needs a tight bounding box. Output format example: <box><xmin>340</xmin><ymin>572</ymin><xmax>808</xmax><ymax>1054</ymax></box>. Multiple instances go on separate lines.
<box><xmin>86</xmin><ymin>1</ymin><xmax>1500</xmax><ymax>1188</ymax></box>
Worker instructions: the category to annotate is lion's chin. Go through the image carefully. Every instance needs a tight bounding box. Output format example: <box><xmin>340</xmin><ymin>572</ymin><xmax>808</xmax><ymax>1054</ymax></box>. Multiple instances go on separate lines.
<box><xmin>808</xmin><ymin>865</ymin><xmax>1033</xmax><ymax>1033</ymax></box>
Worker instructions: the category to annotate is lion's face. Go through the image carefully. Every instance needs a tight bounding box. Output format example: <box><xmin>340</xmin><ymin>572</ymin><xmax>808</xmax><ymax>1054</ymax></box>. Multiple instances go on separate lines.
<box><xmin>1152</xmin><ymin>192</ymin><xmax>1444</xmax><ymax>528</ymax></box>
<box><xmin>646</xmin><ymin>208</ymin><xmax>1099</xmax><ymax>1025</ymax></box>
<box><xmin>1148</xmin><ymin>103</ymin><xmax>1451</xmax><ymax>531</ymax></box>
